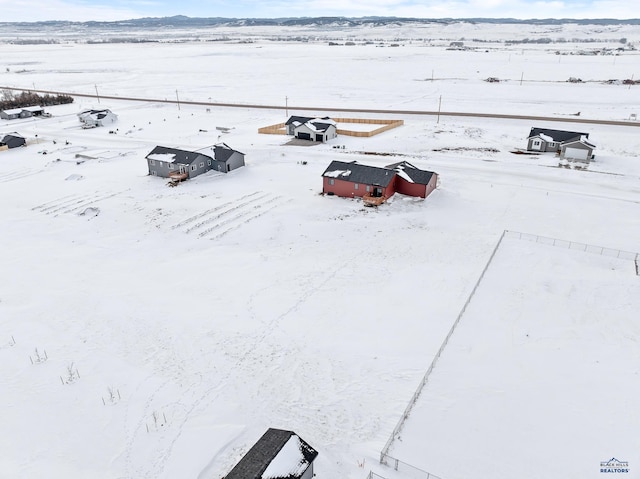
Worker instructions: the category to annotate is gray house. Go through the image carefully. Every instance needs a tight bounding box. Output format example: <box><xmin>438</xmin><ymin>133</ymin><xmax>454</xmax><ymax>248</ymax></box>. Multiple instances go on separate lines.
<box><xmin>224</xmin><ymin>428</ymin><xmax>318</xmax><ymax>479</ymax></box>
<box><xmin>526</xmin><ymin>127</ymin><xmax>588</xmax><ymax>152</ymax></box>
<box><xmin>146</xmin><ymin>143</ymin><xmax>245</xmax><ymax>180</ymax></box>
<box><xmin>0</xmin><ymin>132</ymin><xmax>26</xmax><ymax>149</ymax></box>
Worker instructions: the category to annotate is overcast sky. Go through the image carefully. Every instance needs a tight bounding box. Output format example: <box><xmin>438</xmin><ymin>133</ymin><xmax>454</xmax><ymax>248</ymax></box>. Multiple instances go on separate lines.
<box><xmin>2</xmin><ymin>0</ymin><xmax>638</xmax><ymax>22</ymax></box>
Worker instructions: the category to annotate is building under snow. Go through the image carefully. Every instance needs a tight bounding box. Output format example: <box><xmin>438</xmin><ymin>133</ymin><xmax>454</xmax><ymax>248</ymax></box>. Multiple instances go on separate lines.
<box><xmin>285</xmin><ymin>115</ymin><xmax>337</xmax><ymax>142</ymax></box>
<box><xmin>78</xmin><ymin>109</ymin><xmax>118</xmax><ymax>128</ymax></box>
<box><xmin>146</xmin><ymin>143</ymin><xmax>245</xmax><ymax>182</ymax></box>
<box><xmin>224</xmin><ymin>428</ymin><xmax>318</xmax><ymax>479</ymax></box>
<box><xmin>322</xmin><ymin>160</ymin><xmax>438</xmax><ymax>205</ymax></box>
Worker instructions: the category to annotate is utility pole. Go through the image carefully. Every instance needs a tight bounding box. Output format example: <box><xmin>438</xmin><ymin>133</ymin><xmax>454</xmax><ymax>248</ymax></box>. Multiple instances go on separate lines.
<box><xmin>95</xmin><ymin>84</ymin><xmax>100</xmax><ymax>104</ymax></box>
<box><xmin>285</xmin><ymin>96</ymin><xmax>288</xmax><ymax>117</ymax></box>
<box><xmin>437</xmin><ymin>95</ymin><xmax>442</xmax><ymax>124</ymax></box>
<box><xmin>176</xmin><ymin>89</ymin><xmax>180</xmax><ymax>111</ymax></box>
<box><xmin>520</xmin><ymin>72</ymin><xmax>524</xmax><ymax>86</ymax></box>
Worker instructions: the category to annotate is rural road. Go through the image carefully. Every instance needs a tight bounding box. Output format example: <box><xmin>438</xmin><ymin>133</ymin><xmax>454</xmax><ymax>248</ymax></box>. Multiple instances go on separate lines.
<box><xmin>2</xmin><ymin>86</ymin><xmax>639</xmax><ymax>128</ymax></box>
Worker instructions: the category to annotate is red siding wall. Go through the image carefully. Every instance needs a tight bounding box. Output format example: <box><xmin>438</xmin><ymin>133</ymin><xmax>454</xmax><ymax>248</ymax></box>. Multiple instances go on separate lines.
<box><xmin>394</xmin><ymin>178</ymin><xmax>427</xmax><ymax>198</ymax></box>
<box><xmin>323</xmin><ymin>177</ymin><xmax>394</xmax><ymax>198</ymax></box>
<box><xmin>424</xmin><ymin>173</ymin><xmax>438</xmax><ymax>198</ymax></box>
<box><xmin>394</xmin><ymin>173</ymin><xmax>438</xmax><ymax>199</ymax></box>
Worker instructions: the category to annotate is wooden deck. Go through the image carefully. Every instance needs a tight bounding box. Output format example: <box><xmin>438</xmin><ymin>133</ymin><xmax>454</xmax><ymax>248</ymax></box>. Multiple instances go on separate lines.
<box><xmin>168</xmin><ymin>171</ymin><xmax>188</xmax><ymax>187</ymax></box>
<box><xmin>362</xmin><ymin>193</ymin><xmax>387</xmax><ymax>206</ymax></box>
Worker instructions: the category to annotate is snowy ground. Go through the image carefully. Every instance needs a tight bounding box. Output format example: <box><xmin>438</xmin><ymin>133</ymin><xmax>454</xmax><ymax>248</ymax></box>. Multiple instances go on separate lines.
<box><xmin>0</xmin><ymin>24</ymin><xmax>639</xmax><ymax>479</ymax></box>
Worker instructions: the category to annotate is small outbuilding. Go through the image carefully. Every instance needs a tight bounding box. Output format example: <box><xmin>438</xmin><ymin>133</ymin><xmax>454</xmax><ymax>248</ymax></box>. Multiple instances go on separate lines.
<box><xmin>0</xmin><ymin>132</ymin><xmax>26</xmax><ymax>149</ymax></box>
<box><xmin>224</xmin><ymin>428</ymin><xmax>318</xmax><ymax>479</ymax></box>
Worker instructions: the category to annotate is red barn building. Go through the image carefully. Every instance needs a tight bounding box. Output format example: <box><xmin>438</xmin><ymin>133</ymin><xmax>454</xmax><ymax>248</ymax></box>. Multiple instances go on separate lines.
<box><xmin>322</xmin><ymin>160</ymin><xmax>438</xmax><ymax>204</ymax></box>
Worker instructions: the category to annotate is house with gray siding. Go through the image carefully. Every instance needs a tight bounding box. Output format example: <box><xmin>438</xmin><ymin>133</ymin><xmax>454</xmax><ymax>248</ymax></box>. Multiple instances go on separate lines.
<box><xmin>224</xmin><ymin>428</ymin><xmax>318</xmax><ymax>479</ymax></box>
<box><xmin>0</xmin><ymin>132</ymin><xmax>26</xmax><ymax>149</ymax></box>
<box><xmin>146</xmin><ymin>143</ymin><xmax>245</xmax><ymax>181</ymax></box>
<box><xmin>526</xmin><ymin>127</ymin><xmax>588</xmax><ymax>152</ymax></box>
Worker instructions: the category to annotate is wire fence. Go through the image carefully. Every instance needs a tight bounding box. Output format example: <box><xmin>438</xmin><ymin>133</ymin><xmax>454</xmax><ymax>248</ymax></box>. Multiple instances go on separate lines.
<box><xmin>379</xmin><ymin>230</ymin><xmax>507</xmax><ymax>467</ymax></box>
<box><xmin>376</xmin><ymin>229</ymin><xmax>639</xmax><ymax>479</ymax></box>
<box><xmin>378</xmin><ymin>454</ymin><xmax>444</xmax><ymax>479</ymax></box>
<box><xmin>367</xmin><ymin>471</ymin><xmax>389</xmax><ymax>479</ymax></box>
<box><xmin>505</xmin><ymin>230</ymin><xmax>640</xmax><ymax>266</ymax></box>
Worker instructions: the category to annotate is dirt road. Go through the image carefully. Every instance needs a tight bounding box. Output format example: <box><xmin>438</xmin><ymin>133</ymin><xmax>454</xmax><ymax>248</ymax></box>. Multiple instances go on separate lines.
<box><xmin>2</xmin><ymin>86</ymin><xmax>639</xmax><ymax>127</ymax></box>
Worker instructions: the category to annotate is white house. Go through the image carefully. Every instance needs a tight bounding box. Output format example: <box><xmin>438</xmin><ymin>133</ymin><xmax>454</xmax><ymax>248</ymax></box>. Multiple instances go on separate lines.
<box><xmin>293</xmin><ymin>118</ymin><xmax>337</xmax><ymax>143</ymax></box>
<box><xmin>78</xmin><ymin>109</ymin><xmax>118</xmax><ymax>128</ymax></box>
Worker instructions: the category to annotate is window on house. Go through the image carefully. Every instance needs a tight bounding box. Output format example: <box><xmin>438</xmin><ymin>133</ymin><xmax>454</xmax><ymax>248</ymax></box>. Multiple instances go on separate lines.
<box><xmin>200</xmin><ymin>162</ymin><xmax>205</xmax><ymax>168</ymax></box>
<box><xmin>354</xmin><ymin>183</ymin><xmax>359</xmax><ymax>190</ymax></box>
<box><xmin>159</xmin><ymin>161</ymin><xmax>164</xmax><ymax>167</ymax></box>
<box><xmin>329</xmin><ymin>178</ymin><xmax>335</xmax><ymax>186</ymax></box>
<box><xmin>169</xmin><ymin>163</ymin><xmax>174</xmax><ymax>170</ymax></box>
<box><xmin>366</xmin><ymin>185</ymin><xmax>371</xmax><ymax>192</ymax></box>
<box><xmin>151</xmin><ymin>171</ymin><xmax>157</xmax><ymax>176</ymax></box>
<box><xmin>533</xmin><ymin>140</ymin><xmax>541</xmax><ymax>146</ymax></box>
<box><xmin>207</xmin><ymin>159</ymin><xmax>211</xmax><ymax>166</ymax></box>
<box><xmin>149</xmin><ymin>159</ymin><xmax>155</xmax><ymax>165</ymax></box>
<box><xmin>191</xmin><ymin>165</ymin><xmax>196</xmax><ymax>171</ymax></box>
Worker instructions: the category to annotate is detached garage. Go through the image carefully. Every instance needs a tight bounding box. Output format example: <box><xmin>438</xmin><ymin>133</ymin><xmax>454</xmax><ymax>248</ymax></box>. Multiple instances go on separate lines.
<box><xmin>560</xmin><ymin>137</ymin><xmax>595</xmax><ymax>163</ymax></box>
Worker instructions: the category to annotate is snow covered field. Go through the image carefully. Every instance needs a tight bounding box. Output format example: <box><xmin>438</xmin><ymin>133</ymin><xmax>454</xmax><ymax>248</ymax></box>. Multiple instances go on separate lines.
<box><xmin>0</xmin><ymin>22</ymin><xmax>639</xmax><ymax>479</ymax></box>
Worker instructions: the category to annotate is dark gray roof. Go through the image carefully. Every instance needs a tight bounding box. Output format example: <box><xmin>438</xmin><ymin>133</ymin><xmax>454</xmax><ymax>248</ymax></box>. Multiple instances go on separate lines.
<box><xmin>385</xmin><ymin>161</ymin><xmax>436</xmax><ymax>185</ymax></box>
<box><xmin>528</xmin><ymin>127</ymin><xmax>588</xmax><ymax>143</ymax></box>
<box><xmin>309</xmin><ymin>121</ymin><xmax>335</xmax><ymax>132</ymax></box>
<box><xmin>322</xmin><ymin>160</ymin><xmax>396</xmax><ymax>187</ymax></box>
<box><xmin>146</xmin><ymin>146</ymin><xmax>212</xmax><ymax>165</ymax></box>
<box><xmin>285</xmin><ymin>115</ymin><xmax>314</xmax><ymax>126</ymax></box>
<box><xmin>1</xmin><ymin>132</ymin><xmax>24</xmax><ymax>140</ymax></box>
<box><xmin>214</xmin><ymin>143</ymin><xmax>244</xmax><ymax>162</ymax></box>
<box><xmin>562</xmin><ymin>137</ymin><xmax>596</xmax><ymax>149</ymax></box>
<box><xmin>285</xmin><ymin>115</ymin><xmax>331</xmax><ymax>126</ymax></box>
<box><xmin>224</xmin><ymin>429</ymin><xmax>318</xmax><ymax>479</ymax></box>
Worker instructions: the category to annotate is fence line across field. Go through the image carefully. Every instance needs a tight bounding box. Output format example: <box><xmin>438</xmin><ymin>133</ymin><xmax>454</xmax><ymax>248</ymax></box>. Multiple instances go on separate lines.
<box><xmin>505</xmin><ymin>230</ymin><xmax>640</xmax><ymax>262</ymax></box>
<box><xmin>377</xmin><ymin>229</ymin><xmax>639</xmax><ymax>479</ymax></box>
<box><xmin>379</xmin><ymin>230</ymin><xmax>507</xmax><ymax>475</ymax></box>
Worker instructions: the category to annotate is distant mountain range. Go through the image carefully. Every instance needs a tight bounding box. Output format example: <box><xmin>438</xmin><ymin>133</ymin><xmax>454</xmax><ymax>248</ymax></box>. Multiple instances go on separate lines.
<box><xmin>2</xmin><ymin>16</ymin><xmax>640</xmax><ymax>28</ymax></box>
